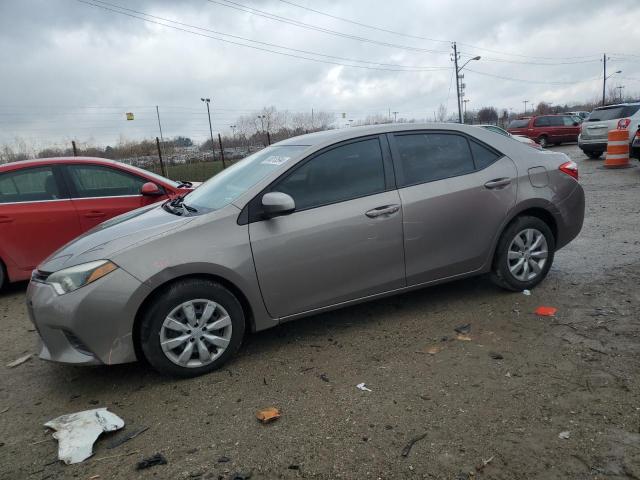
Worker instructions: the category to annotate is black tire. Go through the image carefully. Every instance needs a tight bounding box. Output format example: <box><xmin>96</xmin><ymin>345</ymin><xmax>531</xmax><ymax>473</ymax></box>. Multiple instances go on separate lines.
<box><xmin>139</xmin><ymin>278</ymin><xmax>245</xmax><ymax>378</ymax></box>
<box><xmin>537</xmin><ymin>136</ymin><xmax>548</xmax><ymax>148</ymax></box>
<box><xmin>586</xmin><ymin>151</ymin><xmax>603</xmax><ymax>159</ymax></box>
<box><xmin>491</xmin><ymin>216</ymin><xmax>556</xmax><ymax>291</ymax></box>
<box><xmin>0</xmin><ymin>259</ymin><xmax>7</xmax><ymax>291</ymax></box>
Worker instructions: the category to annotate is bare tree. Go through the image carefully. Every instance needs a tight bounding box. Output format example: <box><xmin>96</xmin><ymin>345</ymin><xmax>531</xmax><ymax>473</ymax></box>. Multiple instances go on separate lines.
<box><xmin>437</xmin><ymin>104</ymin><xmax>448</xmax><ymax>122</ymax></box>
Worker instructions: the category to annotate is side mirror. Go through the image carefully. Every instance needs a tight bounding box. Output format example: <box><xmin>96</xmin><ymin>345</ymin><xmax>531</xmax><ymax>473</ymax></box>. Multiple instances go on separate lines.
<box><xmin>141</xmin><ymin>182</ymin><xmax>163</xmax><ymax>196</ymax></box>
<box><xmin>262</xmin><ymin>192</ymin><xmax>295</xmax><ymax>218</ymax></box>
<box><xmin>573</xmin><ymin>122</ymin><xmax>580</xmax><ymax>126</ymax></box>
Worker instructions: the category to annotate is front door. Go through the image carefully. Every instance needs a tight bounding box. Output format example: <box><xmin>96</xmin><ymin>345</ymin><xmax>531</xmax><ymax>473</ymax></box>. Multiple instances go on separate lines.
<box><xmin>64</xmin><ymin>164</ymin><xmax>149</xmax><ymax>230</ymax></box>
<box><xmin>389</xmin><ymin>131</ymin><xmax>517</xmax><ymax>285</ymax></box>
<box><xmin>0</xmin><ymin>166</ymin><xmax>82</xmax><ymax>275</ymax></box>
<box><xmin>249</xmin><ymin>137</ymin><xmax>405</xmax><ymax>318</ymax></box>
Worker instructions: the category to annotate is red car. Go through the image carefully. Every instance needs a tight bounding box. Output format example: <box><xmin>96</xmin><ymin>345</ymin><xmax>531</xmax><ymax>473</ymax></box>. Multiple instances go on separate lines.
<box><xmin>507</xmin><ymin>114</ymin><xmax>582</xmax><ymax>148</ymax></box>
<box><xmin>0</xmin><ymin>157</ymin><xmax>195</xmax><ymax>287</ymax></box>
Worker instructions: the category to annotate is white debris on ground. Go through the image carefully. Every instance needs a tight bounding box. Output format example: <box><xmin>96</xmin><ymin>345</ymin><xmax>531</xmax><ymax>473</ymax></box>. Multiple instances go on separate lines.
<box><xmin>356</xmin><ymin>383</ymin><xmax>372</xmax><ymax>392</ymax></box>
<box><xmin>44</xmin><ymin>408</ymin><xmax>125</xmax><ymax>464</ymax></box>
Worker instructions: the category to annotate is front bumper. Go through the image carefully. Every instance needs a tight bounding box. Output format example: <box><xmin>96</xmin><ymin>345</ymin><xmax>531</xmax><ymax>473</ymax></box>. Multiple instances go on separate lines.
<box><xmin>26</xmin><ymin>267</ymin><xmax>151</xmax><ymax>365</ymax></box>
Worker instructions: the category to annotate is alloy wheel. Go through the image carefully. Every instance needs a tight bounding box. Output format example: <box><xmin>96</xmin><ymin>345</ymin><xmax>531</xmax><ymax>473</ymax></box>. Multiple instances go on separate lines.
<box><xmin>507</xmin><ymin>228</ymin><xmax>548</xmax><ymax>282</ymax></box>
<box><xmin>159</xmin><ymin>299</ymin><xmax>232</xmax><ymax>368</ymax></box>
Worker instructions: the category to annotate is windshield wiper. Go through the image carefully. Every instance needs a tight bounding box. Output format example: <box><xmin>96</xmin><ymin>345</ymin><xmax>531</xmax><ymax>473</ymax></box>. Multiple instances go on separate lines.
<box><xmin>169</xmin><ymin>194</ymin><xmax>198</xmax><ymax>216</ymax></box>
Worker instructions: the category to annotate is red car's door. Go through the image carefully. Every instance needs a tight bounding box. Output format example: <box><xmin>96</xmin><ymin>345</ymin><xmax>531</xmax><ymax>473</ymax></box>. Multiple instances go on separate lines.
<box><xmin>562</xmin><ymin>115</ymin><xmax>581</xmax><ymax>142</ymax></box>
<box><xmin>0</xmin><ymin>165</ymin><xmax>82</xmax><ymax>280</ymax></box>
<box><xmin>64</xmin><ymin>164</ymin><xmax>164</xmax><ymax>230</ymax></box>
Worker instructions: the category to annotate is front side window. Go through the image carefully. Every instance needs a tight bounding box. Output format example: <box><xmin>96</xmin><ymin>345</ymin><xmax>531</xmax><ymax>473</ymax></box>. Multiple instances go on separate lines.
<box><xmin>548</xmin><ymin>116</ymin><xmax>564</xmax><ymax>127</ymax></box>
<box><xmin>68</xmin><ymin>165</ymin><xmax>146</xmax><ymax>198</ymax></box>
<box><xmin>394</xmin><ymin>133</ymin><xmax>475</xmax><ymax>187</ymax></box>
<box><xmin>562</xmin><ymin>116</ymin><xmax>578</xmax><ymax>126</ymax></box>
<box><xmin>0</xmin><ymin>167</ymin><xmax>60</xmax><ymax>203</ymax></box>
<box><xmin>272</xmin><ymin>138</ymin><xmax>386</xmax><ymax>211</ymax></box>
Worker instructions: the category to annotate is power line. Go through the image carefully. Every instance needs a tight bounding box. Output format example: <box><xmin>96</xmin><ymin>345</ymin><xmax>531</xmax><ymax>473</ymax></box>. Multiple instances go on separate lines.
<box><xmin>270</xmin><ymin>0</ymin><xmax>606</xmax><ymax>62</ymax></box>
<box><xmin>465</xmin><ymin>68</ymin><xmax>600</xmax><ymax>85</ymax></box>
<box><xmin>207</xmin><ymin>0</ymin><xmax>451</xmax><ymax>55</ymax></box>
<box><xmin>80</xmin><ymin>0</ymin><xmax>448</xmax><ymax>72</ymax></box>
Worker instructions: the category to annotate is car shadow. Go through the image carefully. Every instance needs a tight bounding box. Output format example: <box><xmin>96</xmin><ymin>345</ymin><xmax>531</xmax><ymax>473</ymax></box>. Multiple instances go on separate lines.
<box><xmin>37</xmin><ymin>274</ymin><xmax>505</xmax><ymax>392</ymax></box>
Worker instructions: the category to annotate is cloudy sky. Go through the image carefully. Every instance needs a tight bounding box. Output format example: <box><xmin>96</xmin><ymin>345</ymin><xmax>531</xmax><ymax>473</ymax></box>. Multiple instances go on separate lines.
<box><xmin>1</xmin><ymin>0</ymin><xmax>639</xmax><ymax>150</ymax></box>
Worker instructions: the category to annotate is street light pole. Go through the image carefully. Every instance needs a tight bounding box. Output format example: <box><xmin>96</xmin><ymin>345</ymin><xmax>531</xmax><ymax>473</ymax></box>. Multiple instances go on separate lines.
<box><xmin>392</xmin><ymin>111</ymin><xmax>399</xmax><ymax>123</ymax></box>
<box><xmin>201</xmin><ymin>98</ymin><xmax>217</xmax><ymax>166</ymax></box>
<box><xmin>463</xmin><ymin>99</ymin><xmax>469</xmax><ymax>123</ymax></box>
<box><xmin>523</xmin><ymin>100</ymin><xmax>529</xmax><ymax>115</ymax></box>
<box><xmin>452</xmin><ymin>42</ymin><xmax>481</xmax><ymax>124</ymax></box>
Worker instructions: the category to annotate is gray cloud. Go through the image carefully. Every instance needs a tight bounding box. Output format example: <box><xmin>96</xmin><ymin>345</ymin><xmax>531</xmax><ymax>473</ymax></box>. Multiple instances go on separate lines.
<box><xmin>1</xmin><ymin>0</ymin><xmax>639</xmax><ymax>150</ymax></box>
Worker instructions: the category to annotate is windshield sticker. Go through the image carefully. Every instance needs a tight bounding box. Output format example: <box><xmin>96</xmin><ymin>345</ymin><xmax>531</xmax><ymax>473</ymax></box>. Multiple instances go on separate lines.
<box><xmin>261</xmin><ymin>155</ymin><xmax>290</xmax><ymax>166</ymax></box>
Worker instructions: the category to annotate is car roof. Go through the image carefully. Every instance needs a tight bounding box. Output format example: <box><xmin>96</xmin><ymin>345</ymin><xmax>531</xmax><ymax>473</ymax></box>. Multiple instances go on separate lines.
<box><xmin>275</xmin><ymin>122</ymin><xmax>492</xmax><ymax>149</ymax></box>
<box><xmin>593</xmin><ymin>102</ymin><xmax>640</xmax><ymax>110</ymax></box>
<box><xmin>0</xmin><ymin>156</ymin><xmax>133</xmax><ymax>173</ymax></box>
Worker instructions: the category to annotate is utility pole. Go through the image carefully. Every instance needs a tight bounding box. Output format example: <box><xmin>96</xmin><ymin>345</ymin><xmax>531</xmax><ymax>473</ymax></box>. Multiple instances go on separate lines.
<box><xmin>602</xmin><ymin>53</ymin><xmax>608</xmax><ymax>106</ymax></box>
<box><xmin>523</xmin><ymin>100</ymin><xmax>529</xmax><ymax>115</ymax></box>
<box><xmin>453</xmin><ymin>42</ymin><xmax>462</xmax><ymax>123</ymax></box>
<box><xmin>451</xmin><ymin>42</ymin><xmax>481</xmax><ymax>124</ymax></box>
<box><xmin>463</xmin><ymin>99</ymin><xmax>470</xmax><ymax>123</ymax></box>
<box><xmin>155</xmin><ymin>137</ymin><xmax>167</xmax><ymax>177</ymax></box>
<box><xmin>217</xmin><ymin>132</ymin><xmax>226</xmax><ymax>169</ymax></box>
<box><xmin>71</xmin><ymin>140</ymin><xmax>78</xmax><ymax>157</ymax></box>
<box><xmin>311</xmin><ymin>108</ymin><xmax>314</xmax><ymax>130</ymax></box>
<box><xmin>392</xmin><ymin>111</ymin><xmax>399</xmax><ymax>123</ymax></box>
<box><xmin>201</xmin><ymin>98</ymin><xmax>216</xmax><ymax>164</ymax></box>
<box><xmin>616</xmin><ymin>85</ymin><xmax>625</xmax><ymax>103</ymax></box>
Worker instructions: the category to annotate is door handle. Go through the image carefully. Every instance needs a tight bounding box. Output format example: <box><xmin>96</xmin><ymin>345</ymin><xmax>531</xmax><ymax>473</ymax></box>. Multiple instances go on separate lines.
<box><xmin>84</xmin><ymin>211</ymin><xmax>106</xmax><ymax>219</ymax></box>
<box><xmin>0</xmin><ymin>216</ymin><xmax>13</xmax><ymax>224</ymax></box>
<box><xmin>484</xmin><ymin>178</ymin><xmax>512</xmax><ymax>189</ymax></box>
<box><xmin>365</xmin><ymin>204</ymin><xmax>400</xmax><ymax>218</ymax></box>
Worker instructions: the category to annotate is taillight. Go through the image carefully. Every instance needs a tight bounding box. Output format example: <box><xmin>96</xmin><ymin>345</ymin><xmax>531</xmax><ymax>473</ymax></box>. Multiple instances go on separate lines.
<box><xmin>559</xmin><ymin>160</ymin><xmax>578</xmax><ymax>180</ymax></box>
<box><xmin>617</xmin><ymin>118</ymin><xmax>631</xmax><ymax>130</ymax></box>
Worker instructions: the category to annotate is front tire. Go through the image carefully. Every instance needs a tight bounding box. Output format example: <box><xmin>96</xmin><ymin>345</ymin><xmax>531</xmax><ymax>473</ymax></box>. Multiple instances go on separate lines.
<box><xmin>585</xmin><ymin>151</ymin><xmax>603</xmax><ymax>159</ymax></box>
<box><xmin>491</xmin><ymin>216</ymin><xmax>555</xmax><ymax>291</ymax></box>
<box><xmin>139</xmin><ymin>278</ymin><xmax>245</xmax><ymax>377</ymax></box>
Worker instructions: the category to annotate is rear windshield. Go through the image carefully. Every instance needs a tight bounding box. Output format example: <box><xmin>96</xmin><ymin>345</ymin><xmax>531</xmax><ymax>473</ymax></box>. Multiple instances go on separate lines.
<box><xmin>508</xmin><ymin>119</ymin><xmax>530</xmax><ymax>128</ymax></box>
<box><xmin>587</xmin><ymin>105</ymin><xmax>640</xmax><ymax>122</ymax></box>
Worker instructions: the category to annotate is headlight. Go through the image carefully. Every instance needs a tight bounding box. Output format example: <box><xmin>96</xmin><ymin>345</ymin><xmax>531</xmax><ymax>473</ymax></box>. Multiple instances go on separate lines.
<box><xmin>46</xmin><ymin>260</ymin><xmax>118</xmax><ymax>295</ymax></box>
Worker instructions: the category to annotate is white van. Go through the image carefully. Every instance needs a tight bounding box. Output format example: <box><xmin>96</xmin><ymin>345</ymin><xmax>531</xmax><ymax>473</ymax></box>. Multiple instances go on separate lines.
<box><xmin>578</xmin><ymin>102</ymin><xmax>640</xmax><ymax>159</ymax></box>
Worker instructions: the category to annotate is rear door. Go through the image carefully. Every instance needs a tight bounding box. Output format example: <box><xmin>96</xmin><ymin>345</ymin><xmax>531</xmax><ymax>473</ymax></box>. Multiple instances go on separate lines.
<box><xmin>249</xmin><ymin>136</ymin><xmax>405</xmax><ymax>318</ymax></box>
<box><xmin>389</xmin><ymin>131</ymin><xmax>517</xmax><ymax>285</ymax></box>
<box><xmin>64</xmin><ymin>164</ymin><xmax>151</xmax><ymax>230</ymax></box>
<box><xmin>0</xmin><ymin>165</ymin><xmax>81</xmax><ymax>275</ymax></box>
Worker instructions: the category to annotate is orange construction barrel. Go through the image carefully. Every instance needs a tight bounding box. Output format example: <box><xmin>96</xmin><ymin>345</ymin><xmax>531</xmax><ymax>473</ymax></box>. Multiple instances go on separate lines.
<box><xmin>603</xmin><ymin>129</ymin><xmax>631</xmax><ymax>169</ymax></box>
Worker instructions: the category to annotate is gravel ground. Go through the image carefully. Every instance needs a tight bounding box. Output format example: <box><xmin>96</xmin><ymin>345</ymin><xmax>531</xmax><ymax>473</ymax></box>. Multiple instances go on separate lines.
<box><xmin>1</xmin><ymin>145</ymin><xmax>639</xmax><ymax>480</ymax></box>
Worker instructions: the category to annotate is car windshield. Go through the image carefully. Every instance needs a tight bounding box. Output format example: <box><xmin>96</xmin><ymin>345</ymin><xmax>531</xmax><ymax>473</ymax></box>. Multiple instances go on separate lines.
<box><xmin>184</xmin><ymin>145</ymin><xmax>308</xmax><ymax>212</ymax></box>
<box><xmin>587</xmin><ymin>105</ymin><xmax>640</xmax><ymax>122</ymax></box>
<box><xmin>508</xmin><ymin>119</ymin><xmax>529</xmax><ymax>128</ymax></box>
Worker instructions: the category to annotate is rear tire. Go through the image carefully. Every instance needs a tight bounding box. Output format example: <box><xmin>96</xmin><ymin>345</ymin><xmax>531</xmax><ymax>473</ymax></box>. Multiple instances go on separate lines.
<box><xmin>139</xmin><ymin>278</ymin><xmax>245</xmax><ymax>377</ymax></box>
<box><xmin>0</xmin><ymin>259</ymin><xmax>7</xmax><ymax>291</ymax></box>
<box><xmin>491</xmin><ymin>216</ymin><xmax>555</xmax><ymax>291</ymax></box>
<box><xmin>586</xmin><ymin>151</ymin><xmax>603</xmax><ymax>159</ymax></box>
<box><xmin>537</xmin><ymin>136</ymin><xmax>549</xmax><ymax>148</ymax></box>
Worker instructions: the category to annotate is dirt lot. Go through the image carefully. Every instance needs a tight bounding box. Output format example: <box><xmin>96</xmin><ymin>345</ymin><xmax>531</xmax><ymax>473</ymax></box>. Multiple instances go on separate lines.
<box><xmin>1</xmin><ymin>145</ymin><xmax>639</xmax><ymax>480</ymax></box>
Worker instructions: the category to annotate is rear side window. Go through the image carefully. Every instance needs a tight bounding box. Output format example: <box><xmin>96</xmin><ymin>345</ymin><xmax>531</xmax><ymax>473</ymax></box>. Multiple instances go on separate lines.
<box><xmin>0</xmin><ymin>167</ymin><xmax>61</xmax><ymax>203</ymax></box>
<box><xmin>533</xmin><ymin>117</ymin><xmax>550</xmax><ymax>127</ymax></box>
<box><xmin>68</xmin><ymin>165</ymin><xmax>146</xmax><ymax>198</ymax></box>
<box><xmin>508</xmin><ymin>119</ymin><xmax>529</xmax><ymax>128</ymax></box>
<box><xmin>272</xmin><ymin>138</ymin><xmax>385</xmax><ymax>211</ymax></box>
<box><xmin>394</xmin><ymin>133</ymin><xmax>475</xmax><ymax>187</ymax></box>
<box><xmin>470</xmin><ymin>140</ymin><xmax>501</xmax><ymax>169</ymax></box>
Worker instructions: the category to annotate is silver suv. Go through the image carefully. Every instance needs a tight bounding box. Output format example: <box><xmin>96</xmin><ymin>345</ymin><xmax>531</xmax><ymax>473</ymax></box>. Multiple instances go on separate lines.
<box><xmin>27</xmin><ymin>123</ymin><xmax>585</xmax><ymax>377</ymax></box>
<box><xmin>579</xmin><ymin>102</ymin><xmax>640</xmax><ymax>159</ymax></box>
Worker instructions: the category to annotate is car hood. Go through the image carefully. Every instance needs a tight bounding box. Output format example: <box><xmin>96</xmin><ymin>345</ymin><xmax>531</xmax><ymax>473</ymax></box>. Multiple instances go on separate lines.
<box><xmin>39</xmin><ymin>204</ymin><xmax>194</xmax><ymax>273</ymax></box>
